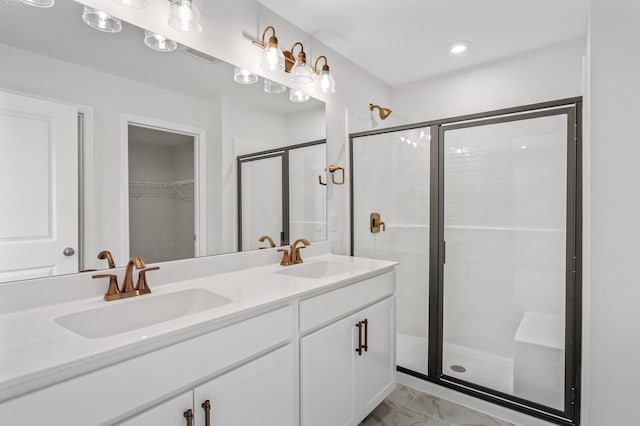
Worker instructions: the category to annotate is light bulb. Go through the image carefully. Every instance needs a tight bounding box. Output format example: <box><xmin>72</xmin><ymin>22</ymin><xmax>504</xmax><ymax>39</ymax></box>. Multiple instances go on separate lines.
<box><xmin>291</xmin><ymin>61</ymin><xmax>313</xmax><ymax>84</ymax></box>
<box><xmin>289</xmin><ymin>89</ymin><xmax>309</xmax><ymax>103</ymax></box>
<box><xmin>168</xmin><ymin>0</ymin><xmax>202</xmax><ymax>33</ymax></box>
<box><xmin>233</xmin><ymin>67</ymin><xmax>258</xmax><ymax>85</ymax></box>
<box><xmin>262</xmin><ymin>45</ymin><xmax>284</xmax><ymax>71</ymax></box>
<box><xmin>82</xmin><ymin>6</ymin><xmax>122</xmax><ymax>33</ymax></box>
<box><xmin>318</xmin><ymin>69</ymin><xmax>335</xmax><ymax>94</ymax></box>
<box><xmin>144</xmin><ymin>30</ymin><xmax>178</xmax><ymax>52</ymax></box>
<box><xmin>264</xmin><ymin>79</ymin><xmax>286</xmax><ymax>94</ymax></box>
<box><xmin>113</xmin><ymin>0</ymin><xmax>147</xmax><ymax>8</ymax></box>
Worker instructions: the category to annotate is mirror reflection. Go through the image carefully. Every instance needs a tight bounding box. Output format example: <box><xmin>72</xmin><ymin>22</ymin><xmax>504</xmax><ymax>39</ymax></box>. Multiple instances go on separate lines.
<box><xmin>0</xmin><ymin>1</ymin><xmax>327</xmax><ymax>282</ymax></box>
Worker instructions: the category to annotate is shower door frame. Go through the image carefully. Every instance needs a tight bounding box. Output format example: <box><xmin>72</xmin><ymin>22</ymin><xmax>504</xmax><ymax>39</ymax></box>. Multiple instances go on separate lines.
<box><xmin>349</xmin><ymin>97</ymin><xmax>582</xmax><ymax>426</ymax></box>
<box><xmin>237</xmin><ymin>139</ymin><xmax>326</xmax><ymax>251</ymax></box>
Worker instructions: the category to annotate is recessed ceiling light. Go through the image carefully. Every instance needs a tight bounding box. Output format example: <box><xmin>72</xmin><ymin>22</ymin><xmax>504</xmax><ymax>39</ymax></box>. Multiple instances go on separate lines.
<box><xmin>448</xmin><ymin>41</ymin><xmax>470</xmax><ymax>55</ymax></box>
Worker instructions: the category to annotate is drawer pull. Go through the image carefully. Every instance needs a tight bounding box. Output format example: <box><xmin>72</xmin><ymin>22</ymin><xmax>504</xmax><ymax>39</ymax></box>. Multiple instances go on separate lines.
<box><xmin>202</xmin><ymin>400</ymin><xmax>211</xmax><ymax>426</ymax></box>
<box><xmin>355</xmin><ymin>321</ymin><xmax>363</xmax><ymax>356</ymax></box>
<box><xmin>363</xmin><ymin>319</ymin><xmax>369</xmax><ymax>352</ymax></box>
<box><xmin>183</xmin><ymin>409</ymin><xmax>193</xmax><ymax>426</ymax></box>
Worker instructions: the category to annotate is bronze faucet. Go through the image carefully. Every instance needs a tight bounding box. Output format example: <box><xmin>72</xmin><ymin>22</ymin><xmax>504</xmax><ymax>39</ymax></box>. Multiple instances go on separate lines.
<box><xmin>258</xmin><ymin>235</ymin><xmax>276</xmax><ymax>249</ymax></box>
<box><xmin>122</xmin><ymin>257</ymin><xmax>146</xmax><ymax>294</ymax></box>
<box><xmin>93</xmin><ymin>257</ymin><xmax>158</xmax><ymax>301</ymax></box>
<box><xmin>97</xmin><ymin>250</ymin><xmax>116</xmax><ymax>268</ymax></box>
<box><xmin>290</xmin><ymin>239</ymin><xmax>310</xmax><ymax>264</ymax></box>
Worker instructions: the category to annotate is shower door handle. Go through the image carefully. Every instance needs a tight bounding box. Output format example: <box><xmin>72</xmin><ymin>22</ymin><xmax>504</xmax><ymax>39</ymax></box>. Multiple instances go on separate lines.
<box><xmin>370</xmin><ymin>213</ymin><xmax>386</xmax><ymax>233</ymax></box>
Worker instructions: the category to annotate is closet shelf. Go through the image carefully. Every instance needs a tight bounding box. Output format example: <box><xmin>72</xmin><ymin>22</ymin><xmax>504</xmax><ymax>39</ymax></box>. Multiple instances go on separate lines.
<box><xmin>129</xmin><ymin>179</ymin><xmax>194</xmax><ymax>201</ymax></box>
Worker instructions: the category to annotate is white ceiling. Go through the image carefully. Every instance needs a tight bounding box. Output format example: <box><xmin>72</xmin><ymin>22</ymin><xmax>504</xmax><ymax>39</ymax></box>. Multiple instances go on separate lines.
<box><xmin>0</xmin><ymin>1</ymin><xmax>323</xmax><ymax>114</ymax></box>
<box><xmin>257</xmin><ymin>0</ymin><xmax>589</xmax><ymax>86</ymax></box>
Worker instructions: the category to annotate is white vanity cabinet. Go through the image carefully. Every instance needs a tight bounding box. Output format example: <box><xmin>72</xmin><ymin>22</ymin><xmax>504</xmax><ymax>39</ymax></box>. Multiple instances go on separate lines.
<box><xmin>119</xmin><ymin>345</ymin><xmax>295</xmax><ymax>426</ymax></box>
<box><xmin>300</xmin><ymin>272</ymin><xmax>396</xmax><ymax>426</ymax></box>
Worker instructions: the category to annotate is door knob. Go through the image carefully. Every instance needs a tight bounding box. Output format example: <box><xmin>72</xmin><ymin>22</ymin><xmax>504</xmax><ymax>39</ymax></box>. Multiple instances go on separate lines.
<box><xmin>63</xmin><ymin>247</ymin><xmax>75</xmax><ymax>256</ymax></box>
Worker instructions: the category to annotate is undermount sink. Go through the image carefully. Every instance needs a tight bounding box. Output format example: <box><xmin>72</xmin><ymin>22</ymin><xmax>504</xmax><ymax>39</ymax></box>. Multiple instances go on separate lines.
<box><xmin>54</xmin><ymin>289</ymin><xmax>232</xmax><ymax>339</ymax></box>
<box><xmin>275</xmin><ymin>260</ymin><xmax>365</xmax><ymax>279</ymax></box>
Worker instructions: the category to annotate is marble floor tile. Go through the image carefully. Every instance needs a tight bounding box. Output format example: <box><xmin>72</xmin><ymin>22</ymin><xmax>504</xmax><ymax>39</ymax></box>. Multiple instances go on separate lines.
<box><xmin>361</xmin><ymin>384</ymin><xmax>517</xmax><ymax>426</ymax></box>
<box><xmin>360</xmin><ymin>399</ymin><xmax>440</xmax><ymax>426</ymax></box>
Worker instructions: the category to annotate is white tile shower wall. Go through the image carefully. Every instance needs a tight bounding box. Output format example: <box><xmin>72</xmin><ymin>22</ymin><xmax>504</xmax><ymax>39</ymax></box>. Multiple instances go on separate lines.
<box><xmin>353</xmin><ymin>128</ymin><xmax>430</xmax><ymax>346</ymax></box>
<box><xmin>443</xmin><ymin>115</ymin><xmax>567</xmax><ymax>361</ymax></box>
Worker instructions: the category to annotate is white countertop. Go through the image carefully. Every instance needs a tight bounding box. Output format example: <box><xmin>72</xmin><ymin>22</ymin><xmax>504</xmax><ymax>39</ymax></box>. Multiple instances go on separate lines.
<box><xmin>0</xmin><ymin>254</ymin><xmax>396</xmax><ymax>401</ymax></box>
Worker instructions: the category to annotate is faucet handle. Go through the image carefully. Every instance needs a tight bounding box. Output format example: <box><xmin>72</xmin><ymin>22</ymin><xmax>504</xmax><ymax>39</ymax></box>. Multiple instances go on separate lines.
<box><xmin>293</xmin><ymin>246</ymin><xmax>306</xmax><ymax>264</ymax></box>
<box><xmin>93</xmin><ymin>274</ymin><xmax>120</xmax><ymax>301</ymax></box>
<box><xmin>277</xmin><ymin>248</ymin><xmax>293</xmax><ymax>266</ymax></box>
<box><xmin>136</xmin><ymin>266</ymin><xmax>159</xmax><ymax>295</ymax></box>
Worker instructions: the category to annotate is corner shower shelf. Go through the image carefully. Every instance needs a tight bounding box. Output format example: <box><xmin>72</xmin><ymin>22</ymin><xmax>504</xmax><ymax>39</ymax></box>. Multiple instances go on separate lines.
<box><xmin>129</xmin><ymin>179</ymin><xmax>194</xmax><ymax>201</ymax></box>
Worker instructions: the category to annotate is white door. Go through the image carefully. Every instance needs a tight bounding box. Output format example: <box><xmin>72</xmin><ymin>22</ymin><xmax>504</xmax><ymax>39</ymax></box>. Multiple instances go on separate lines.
<box><xmin>301</xmin><ymin>313</ymin><xmax>358</xmax><ymax>426</ymax></box>
<box><xmin>357</xmin><ymin>297</ymin><xmax>396</xmax><ymax>417</ymax></box>
<box><xmin>0</xmin><ymin>91</ymin><xmax>78</xmax><ymax>282</ymax></box>
<box><xmin>193</xmin><ymin>345</ymin><xmax>295</xmax><ymax>426</ymax></box>
<box><xmin>117</xmin><ymin>391</ymin><xmax>193</xmax><ymax>426</ymax></box>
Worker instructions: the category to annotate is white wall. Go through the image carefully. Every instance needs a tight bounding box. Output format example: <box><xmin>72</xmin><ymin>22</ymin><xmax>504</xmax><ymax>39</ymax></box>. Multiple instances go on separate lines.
<box><xmin>80</xmin><ymin>0</ymin><xmax>393</xmax><ymax>255</ymax></box>
<box><xmin>584</xmin><ymin>1</ymin><xmax>640</xmax><ymax>424</ymax></box>
<box><xmin>391</xmin><ymin>38</ymin><xmax>586</xmax><ymax>125</ymax></box>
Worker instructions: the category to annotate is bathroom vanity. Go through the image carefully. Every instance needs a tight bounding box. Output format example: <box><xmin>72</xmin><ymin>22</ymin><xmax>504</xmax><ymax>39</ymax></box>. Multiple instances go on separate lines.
<box><xmin>0</xmin><ymin>250</ymin><xmax>396</xmax><ymax>426</ymax></box>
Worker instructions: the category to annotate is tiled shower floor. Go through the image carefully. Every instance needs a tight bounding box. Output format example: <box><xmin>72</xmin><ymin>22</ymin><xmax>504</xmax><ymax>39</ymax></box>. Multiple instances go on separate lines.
<box><xmin>359</xmin><ymin>384</ymin><xmax>516</xmax><ymax>426</ymax></box>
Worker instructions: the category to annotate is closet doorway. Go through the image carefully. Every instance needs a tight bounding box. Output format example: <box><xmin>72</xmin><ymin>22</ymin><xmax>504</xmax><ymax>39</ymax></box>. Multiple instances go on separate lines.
<box><xmin>124</xmin><ymin>118</ymin><xmax>205</xmax><ymax>263</ymax></box>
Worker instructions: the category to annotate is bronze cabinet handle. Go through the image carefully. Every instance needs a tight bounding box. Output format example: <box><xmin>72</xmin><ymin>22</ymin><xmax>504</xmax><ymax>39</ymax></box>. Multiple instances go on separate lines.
<box><xmin>183</xmin><ymin>409</ymin><xmax>193</xmax><ymax>426</ymax></box>
<box><xmin>355</xmin><ymin>321</ymin><xmax>363</xmax><ymax>356</ymax></box>
<box><xmin>202</xmin><ymin>400</ymin><xmax>211</xmax><ymax>426</ymax></box>
<box><xmin>363</xmin><ymin>319</ymin><xmax>369</xmax><ymax>352</ymax></box>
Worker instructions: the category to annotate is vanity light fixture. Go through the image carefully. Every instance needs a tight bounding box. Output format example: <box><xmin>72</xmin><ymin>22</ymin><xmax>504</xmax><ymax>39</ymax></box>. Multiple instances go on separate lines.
<box><xmin>14</xmin><ymin>0</ymin><xmax>55</xmax><ymax>7</ymax></box>
<box><xmin>252</xmin><ymin>26</ymin><xmax>285</xmax><ymax>71</ymax></box>
<box><xmin>168</xmin><ymin>0</ymin><xmax>202</xmax><ymax>33</ymax></box>
<box><xmin>285</xmin><ymin>42</ymin><xmax>313</xmax><ymax>84</ymax></box>
<box><xmin>290</xmin><ymin>88</ymin><xmax>309</xmax><ymax>103</ymax></box>
<box><xmin>233</xmin><ymin>67</ymin><xmax>259</xmax><ymax>85</ymax></box>
<box><xmin>113</xmin><ymin>0</ymin><xmax>147</xmax><ymax>8</ymax></box>
<box><xmin>369</xmin><ymin>103</ymin><xmax>392</xmax><ymax>120</ymax></box>
<box><xmin>264</xmin><ymin>79</ymin><xmax>286</xmax><ymax>94</ymax></box>
<box><xmin>448</xmin><ymin>41</ymin><xmax>470</xmax><ymax>54</ymax></box>
<box><xmin>82</xmin><ymin>6</ymin><xmax>122</xmax><ymax>33</ymax></box>
<box><xmin>313</xmin><ymin>56</ymin><xmax>335</xmax><ymax>94</ymax></box>
<box><xmin>144</xmin><ymin>30</ymin><xmax>178</xmax><ymax>52</ymax></box>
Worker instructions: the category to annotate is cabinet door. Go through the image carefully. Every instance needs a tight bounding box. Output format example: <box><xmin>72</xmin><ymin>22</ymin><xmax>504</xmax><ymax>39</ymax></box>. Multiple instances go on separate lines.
<box><xmin>357</xmin><ymin>296</ymin><xmax>396</xmax><ymax>417</ymax></box>
<box><xmin>117</xmin><ymin>391</ymin><xmax>193</xmax><ymax>426</ymax></box>
<box><xmin>193</xmin><ymin>344</ymin><xmax>295</xmax><ymax>426</ymax></box>
<box><xmin>301</xmin><ymin>312</ymin><xmax>358</xmax><ymax>426</ymax></box>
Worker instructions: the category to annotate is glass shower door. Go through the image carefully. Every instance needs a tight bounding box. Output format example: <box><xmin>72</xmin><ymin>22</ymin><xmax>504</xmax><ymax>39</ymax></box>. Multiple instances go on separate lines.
<box><xmin>439</xmin><ymin>110</ymin><xmax>575</xmax><ymax>412</ymax></box>
<box><xmin>352</xmin><ymin>127</ymin><xmax>430</xmax><ymax>375</ymax></box>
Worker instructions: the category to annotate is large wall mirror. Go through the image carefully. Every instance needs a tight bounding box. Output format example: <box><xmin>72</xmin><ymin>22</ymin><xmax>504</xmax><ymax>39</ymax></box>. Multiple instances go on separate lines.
<box><xmin>0</xmin><ymin>1</ymin><xmax>327</xmax><ymax>283</ymax></box>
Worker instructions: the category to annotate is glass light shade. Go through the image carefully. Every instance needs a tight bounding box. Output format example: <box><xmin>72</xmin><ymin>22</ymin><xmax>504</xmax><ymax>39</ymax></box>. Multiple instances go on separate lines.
<box><xmin>263</xmin><ymin>79</ymin><xmax>286</xmax><ymax>94</ymax></box>
<box><xmin>113</xmin><ymin>0</ymin><xmax>147</xmax><ymax>8</ymax></box>
<box><xmin>290</xmin><ymin>61</ymin><xmax>313</xmax><ymax>84</ymax></box>
<box><xmin>318</xmin><ymin>69</ymin><xmax>336</xmax><ymax>94</ymax></box>
<box><xmin>16</xmin><ymin>0</ymin><xmax>55</xmax><ymax>7</ymax></box>
<box><xmin>144</xmin><ymin>30</ymin><xmax>178</xmax><ymax>52</ymax></box>
<box><xmin>82</xmin><ymin>6</ymin><xmax>122</xmax><ymax>33</ymax></box>
<box><xmin>261</xmin><ymin>46</ymin><xmax>285</xmax><ymax>71</ymax></box>
<box><xmin>168</xmin><ymin>0</ymin><xmax>202</xmax><ymax>33</ymax></box>
<box><xmin>233</xmin><ymin>67</ymin><xmax>258</xmax><ymax>85</ymax></box>
<box><xmin>289</xmin><ymin>88</ymin><xmax>309</xmax><ymax>103</ymax></box>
